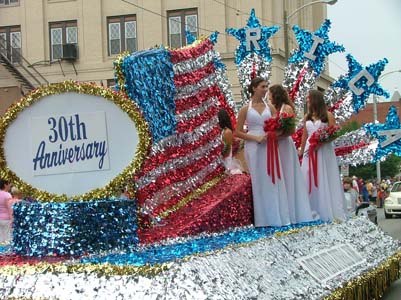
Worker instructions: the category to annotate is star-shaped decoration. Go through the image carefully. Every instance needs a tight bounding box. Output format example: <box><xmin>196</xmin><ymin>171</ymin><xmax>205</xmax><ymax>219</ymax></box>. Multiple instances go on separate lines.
<box><xmin>185</xmin><ymin>30</ymin><xmax>196</xmax><ymax>44</ymax></box>
<box><xmin>332</xmin><ymin>54</ymin><xmax>390</xmax><ymax>113</ymax></box>
<box><xmin>364</xmin><ymin>106</ymin><xmax>401</xmax><ymax>161</ymax></box>
<box><xmin>289</xmin><ymin>19</ymin><xmax>344</xmax><ymax>75</ymax></box>
<box><xmin>226</xmin><ymin>9</ymin><xmax>279</xmax><ymax>64</ymax></box>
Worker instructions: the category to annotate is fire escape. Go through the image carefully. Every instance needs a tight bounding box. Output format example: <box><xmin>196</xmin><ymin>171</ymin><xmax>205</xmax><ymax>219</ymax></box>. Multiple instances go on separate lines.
<box><xmin>0</xmin><ymin>35</ymin><xmax>48</xmax><ymax>94</ymax></box>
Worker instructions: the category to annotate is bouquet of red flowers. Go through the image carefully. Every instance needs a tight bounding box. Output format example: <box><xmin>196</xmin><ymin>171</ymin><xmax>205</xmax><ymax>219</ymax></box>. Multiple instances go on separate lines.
<box><xmin>277</xmin><ymin>112</ymin><xmax>296</xmax><ymax>134</ymax></box>
<box><xmin>308</xmin><ymin>124</ymin><xmax>341</xmax><ymax>151</ymax></box>
<box><xmin>263</xmin><ymin>112</ymin><xmax>296</xmax><ymax>134</ymax></box>
<box><xmin>307</xmin><ymin>124</ymin><xmax>340</xmax><ymax>192</ymax></box>
<box><xmin>262</xmin><ymin>112</ymin><xmax>296</xmax><ymax>184</ymax></box>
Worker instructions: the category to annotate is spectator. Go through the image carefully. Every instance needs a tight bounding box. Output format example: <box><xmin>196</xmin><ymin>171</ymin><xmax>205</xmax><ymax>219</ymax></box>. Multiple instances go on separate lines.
<box><xmin>380</xmin><ymin>179</ymin><xmax>388</xmax><ymax>194</ymax></box>
<box><xmin>361</xmin><ymin>181</ymin><xmax>370</xmax><ymax>203</ymax></box>
<box><xmin>371</xmin><ymin>180</ymin><xmax>378</xmax><ymax>205</ymax></box>
<box><xmin>357</xmin><ymin>178</ymin><xmax>364</xmax><ymax>197</ymax></box>
<box><xmin>366</xmin><ymin>180</ymin><xmax>373</xmax><ymax>201</ymax></box>
<box><xmin>0</xmin><ymin>179</ymin><xmax>12</xmax><ymax>243</ymax></box>
<box><xmin>351</xmin><ymin>176</ymin><xmax>359</xmax><ymax>193</ymax></box>
<box><xmin>343</xmin><ymin>177</ymin><xmax>360</xmax><ymax>215</ymax></box>
<box><xmin>7</xmin><ymin>187</ymin><xmax>23</xmax><ymax>240</ymax></box>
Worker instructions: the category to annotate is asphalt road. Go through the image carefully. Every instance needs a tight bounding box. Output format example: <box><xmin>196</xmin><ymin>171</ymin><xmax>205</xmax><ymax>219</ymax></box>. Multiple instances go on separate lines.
<box><xmin>376</xmin><ymin>208</ymin><xmax>401</xmax><ymax>300</ymax></box>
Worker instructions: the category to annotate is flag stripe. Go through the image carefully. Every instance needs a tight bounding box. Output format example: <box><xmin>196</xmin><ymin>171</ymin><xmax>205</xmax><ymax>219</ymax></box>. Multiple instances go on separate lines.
<box><xmin>170</xmin><ymin>39</ymin><xmax>214</xmax><ymax>63</ymax></box>
<box><xmin>136</xmin><ymin>142</ymin><xmax>223</xmax><ymax>204</ymax></box>
<box><xmin>137</xmin><ymin>124</ymin><xmax>221</xmax><ymax>177</ymax></box>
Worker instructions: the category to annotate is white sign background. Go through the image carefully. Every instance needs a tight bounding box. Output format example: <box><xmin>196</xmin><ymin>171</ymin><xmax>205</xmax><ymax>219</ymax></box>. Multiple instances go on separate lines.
<box><xmin>31</xmin><ymin>111</ymin><xmax>110</xmax><ymax>176</ymax></box>
<box><xmin>4</xmin><ymin>92</ymin><xmax>139</xmax><ymax>197</ymax></box>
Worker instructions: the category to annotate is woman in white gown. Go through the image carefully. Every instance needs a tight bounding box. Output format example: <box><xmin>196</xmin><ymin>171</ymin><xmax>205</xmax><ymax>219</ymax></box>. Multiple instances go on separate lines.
<box><xmin>218</xmin><ymin>109</ymin><xmax>243</xmax><ymax>175</ymax></box>
<box><xmin>235</xmin><ymin>77</ymin><xmax>290</xmax><ymax>227</ymax></box>
<box><xmin>298</xmin><ymin>90</ymin><xmax>346</xmax><ymax>222</ymax></box>
<box><xmin>268</xmin><ymin>84</ymin><xmax>314</xmax><ymax>223</ymax></box>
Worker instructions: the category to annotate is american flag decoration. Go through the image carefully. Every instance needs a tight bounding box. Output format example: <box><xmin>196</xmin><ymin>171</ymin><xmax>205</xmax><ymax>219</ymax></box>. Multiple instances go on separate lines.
<box><xmin>115</xmin><ymin>33</ymin><xmax>237</xmax><ymax>227</ymax></box>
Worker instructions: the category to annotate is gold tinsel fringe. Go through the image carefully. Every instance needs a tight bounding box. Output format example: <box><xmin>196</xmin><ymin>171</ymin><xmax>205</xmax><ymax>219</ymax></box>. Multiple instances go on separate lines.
<box><xmin>0</xmin><ymin>261</ymin><xmax>171</xmax><ymax>277</ymax></box>
<box><xmin>325</xmin><ymin>250</ymin><xmax>401</xmax><ymax>300</ymax></box>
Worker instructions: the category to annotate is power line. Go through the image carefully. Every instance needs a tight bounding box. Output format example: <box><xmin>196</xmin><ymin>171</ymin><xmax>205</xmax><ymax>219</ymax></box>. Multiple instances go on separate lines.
<box><xmin>121</xmin><ymin>0</ymin><xmax>229</xmax><ymax>36</ymax></box>
<box><xmin>328</xmin><ymin>58</ymin><xmax>348</xmax><ymax>74</ymax></box>
<box><xmin>210</xmin><ymin>0</ymin><xmax>283</xmax><ymax>26</ymax></box>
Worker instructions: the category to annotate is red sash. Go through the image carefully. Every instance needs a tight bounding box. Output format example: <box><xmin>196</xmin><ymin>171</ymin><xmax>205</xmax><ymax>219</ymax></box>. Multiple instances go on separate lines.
<box><xmin>308</xmin><ymin>148</ymin><xmax>318</xmax><ymax>193</ymax></box>
<box><xmin>266</xmin><ymin>131</ymin><xmax>281</xmax><ymax>184</ymax></box>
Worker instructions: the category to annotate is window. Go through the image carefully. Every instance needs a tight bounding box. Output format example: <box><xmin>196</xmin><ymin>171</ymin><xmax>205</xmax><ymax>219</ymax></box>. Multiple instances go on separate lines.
<box><xmin>167</xmin><ymin>8</ymin><xmax>198</xmax><ymax>48</ymax></box>
<box><xmin>49</xmin><ymin>20</ymin><xmax>77</xmax><ymax>60</ymax></box>
<box><xmin>0</xmin><ymin>0</ymin><xmax>19</xmax><ymax>7</ymax></box>
<box><xmin>0</xmin><ymin>26</ymin><xmax>21</xmax><ymax>63</ymax></box>
<box><xmin>107</xmin><ymin>79</ymin><xmax>117</xmax><ymax>91</ymax></box>
<box><xmin>107</xmin><ymin>15</ymin><xmax>137</xmax><ymax>56</ymax></box>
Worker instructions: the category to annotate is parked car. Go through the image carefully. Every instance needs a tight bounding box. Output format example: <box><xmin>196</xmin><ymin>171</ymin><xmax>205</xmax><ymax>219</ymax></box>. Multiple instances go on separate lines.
<box><xmin>384</xmin><ymin>181</ymin><xmax>401</xmax><ymax>218</ymax></box>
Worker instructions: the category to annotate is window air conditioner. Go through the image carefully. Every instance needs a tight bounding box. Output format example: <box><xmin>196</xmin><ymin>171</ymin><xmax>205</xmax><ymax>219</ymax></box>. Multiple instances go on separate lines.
<box><xmin>62</xmin><ymin>44</ymin><xmax>78</xmax><ymax>61</ymax></box>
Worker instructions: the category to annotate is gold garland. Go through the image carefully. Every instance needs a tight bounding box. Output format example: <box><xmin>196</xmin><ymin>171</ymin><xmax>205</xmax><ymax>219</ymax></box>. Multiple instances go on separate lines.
<box><xmin>114</xmin><ymin>51</ymin><xmax>131</xmax><ymax>95</ymax></box>
<box><xmin>0</xmin><ymin>261</ymin><xmax>170</xmax><ymax>277</ymax></box>
<box><xmin>325</xmin><ymin>250</ymin><xmax>401</xmax><ymax>300</ymax></box>
<box><xmin>156</xmin><ymin>174</ymin><xmax>225</xmax><ymax>220</ymax></box>
<box><xmin>0</xmin><ymin>81</ymin><xmax>151</xmax><ymax>202</ymax></box>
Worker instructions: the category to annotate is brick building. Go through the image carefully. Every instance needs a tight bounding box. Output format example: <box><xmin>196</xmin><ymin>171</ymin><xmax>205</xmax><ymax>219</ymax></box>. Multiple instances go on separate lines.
<box><xmin>344</xmin><ymin>91</ymin><xmax>401</xmax><ymax>126</ymax></box>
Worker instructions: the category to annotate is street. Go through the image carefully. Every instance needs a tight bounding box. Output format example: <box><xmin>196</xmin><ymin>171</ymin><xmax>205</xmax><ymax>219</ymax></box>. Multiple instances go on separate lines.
<box><xmin>376</xmin><ymin>208</ymin><xmax>401</xmax><ymax>300</ymax></box>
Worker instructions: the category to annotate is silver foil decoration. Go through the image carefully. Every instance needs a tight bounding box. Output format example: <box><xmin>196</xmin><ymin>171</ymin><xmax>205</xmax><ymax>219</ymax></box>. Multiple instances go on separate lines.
<box><xmin>333</xmin><ymin>128</ymin><xmax>371</xmax><ymax>149</ymax></box>
<box><xmin>237</xmin><ymin>53</ymin><xmax>272</xmax><ymax>106</ymax></box>
<box><xmin>212</xmin><ymin>49</ymin><xmax>238</xmax><ymax>114</ymax></box>
<box><xmin>324</xmin><ymin>86</ymin><xmax>354</xmax><ymax>124</ymax></box>
<box><xmin>1</xmin><ymin>218</ymin><xmax>399</xmax><ymax>300</ymax></box>
<box><xmin>334</xmin><ymin>128</ymin><xmax>377</xmax><ymax>166</ymax></box>
<box><xmin>140</xmin><ymin>159</ymin><xmax>223</xmax><ymax>215</ymax></box>
<box><xmin>283</xmin><ymin>60</ymin><xmax>318</xmax><ymax>118</ymax></box>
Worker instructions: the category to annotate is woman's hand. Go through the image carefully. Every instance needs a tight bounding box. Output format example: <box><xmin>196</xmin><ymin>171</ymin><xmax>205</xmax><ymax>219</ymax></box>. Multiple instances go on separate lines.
<box><xmin>297</xmin><ymin>148</ymin><xmax>303</xmax><ymax>157</ymax></box>
<box><xmin>275</xmin><ymin>129</ymin><xmax>284</xmax><ymax>137</ymax></box>
<box><xmin>256</xmin><ymin>135</ymin><xmax>266</xmax><ymax>144</ymax></box>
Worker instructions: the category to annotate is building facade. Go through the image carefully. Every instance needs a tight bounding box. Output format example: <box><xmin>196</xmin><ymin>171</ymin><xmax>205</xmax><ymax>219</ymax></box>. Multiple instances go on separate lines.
<box><xmin>0</xmin><ymin>0</ymin><xmax>332</xmax><ymax>112</ymax></box>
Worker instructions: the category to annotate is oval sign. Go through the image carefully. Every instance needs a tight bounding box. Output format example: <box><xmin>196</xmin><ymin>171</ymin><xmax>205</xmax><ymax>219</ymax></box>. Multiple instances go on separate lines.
<box><xmin>0</xmin><ymin>81</ymin><xmax>150</xmax><ymax>201</ymax></box>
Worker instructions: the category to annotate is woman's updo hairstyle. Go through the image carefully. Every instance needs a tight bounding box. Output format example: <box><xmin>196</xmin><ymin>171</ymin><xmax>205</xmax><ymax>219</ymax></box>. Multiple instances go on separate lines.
<box><xmin>247</xmin><ymin>77</ymin><xmax>266</xmax><ymax>96</ymax></box>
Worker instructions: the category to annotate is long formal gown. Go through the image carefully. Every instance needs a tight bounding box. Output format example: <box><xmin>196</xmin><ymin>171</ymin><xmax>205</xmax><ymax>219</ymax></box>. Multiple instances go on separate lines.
<box><xmin>277</xmin><ymin>108</ymin><xmax>314</xmax><ymax>224</ymax></box>
<box><xmin>221</xmin><ymin>130</ymin><xmax>243</xmax><ymax>175</ymax></box>
<box><xmin>301</xmin><ymin>120</ymin><xmax>346</xmax><ymax>222</ymax></box>
<box><xmin>244</xmin><ymin>101</ymin><xmax>290</xmax><ymax>227</ymax></box>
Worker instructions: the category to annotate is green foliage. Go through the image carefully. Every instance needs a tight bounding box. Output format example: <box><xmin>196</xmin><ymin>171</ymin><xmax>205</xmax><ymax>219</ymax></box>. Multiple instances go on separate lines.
<box><xmin>349</xmin><ymin>163</ymin><xmax>375</xmax><ymax>180</ymax></box>
<box><xmin>338</xmin><ymin>120</ymin><xmax>360</xmax><ymax>136</ymax></box>
<box><xmin>349</xmin><ymin>154</ymin><xmax>401</xmax><ymax>180</ymax></box>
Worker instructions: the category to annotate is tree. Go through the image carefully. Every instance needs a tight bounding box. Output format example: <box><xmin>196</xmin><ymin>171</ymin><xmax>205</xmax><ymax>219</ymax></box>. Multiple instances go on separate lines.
<box><xmin>381</xmin><ymin>154</ymin><xmax>401</xmax><ymax>178</ymax></box>
<box><xmin>349</xmin><ymin>154</ymin><xmax>401</xmax><ymax>180</ymax></box>
<box><xmin>338</xmin><ymin>120</ymin><xmax>360</xmax><ymax>135</ymax></box>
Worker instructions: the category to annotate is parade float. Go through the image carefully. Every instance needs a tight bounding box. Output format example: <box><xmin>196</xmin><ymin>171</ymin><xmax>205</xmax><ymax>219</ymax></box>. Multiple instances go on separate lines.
<box><xmin>0</xmin><ymin>9</ymin><xmax>400</xmax><ymax>300</ymax></box>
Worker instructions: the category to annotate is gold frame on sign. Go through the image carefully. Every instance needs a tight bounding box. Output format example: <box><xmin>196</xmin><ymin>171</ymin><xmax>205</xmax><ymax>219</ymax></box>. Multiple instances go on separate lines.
<box><xmin>0</xmin><ymin>81</ymin><xmax>151</xmax><ymax>202</ymax></box>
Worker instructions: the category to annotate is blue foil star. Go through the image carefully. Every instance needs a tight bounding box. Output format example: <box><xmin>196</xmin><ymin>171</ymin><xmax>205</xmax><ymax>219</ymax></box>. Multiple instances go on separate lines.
<box><xmin>364</xmin><ymin>106</ymin><xmax>401</xmax><ymax>161</ymax></box>
<box><xmin>185</xmin><ymin>30</ymin><xmax>196</xmax><ymax>44</ymax></box>
<box><xmin>289</xmin><ymin>19</ymin><xmax>344</xmax><ymax>75</ymax></box>
<box><xmin>226</xmin><ymin>9</ymin><xmax>279</xmax><ymax>64</ymax></box>
<box><xmin>332</xmin><ymin>54</ymin><xmax>390</xmax><ymax>113</ymax></box>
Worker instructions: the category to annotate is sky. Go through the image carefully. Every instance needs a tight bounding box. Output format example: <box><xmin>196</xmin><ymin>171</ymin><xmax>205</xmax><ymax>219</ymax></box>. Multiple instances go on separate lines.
<box><xmin>327</xmin><ymin>0</ymin><xmax>401</xmax><ymax>102</ymax></box>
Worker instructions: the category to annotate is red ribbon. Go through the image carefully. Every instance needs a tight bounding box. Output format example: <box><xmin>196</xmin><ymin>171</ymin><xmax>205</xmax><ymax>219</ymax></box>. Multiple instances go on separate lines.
<box><xmin>308</xmin><ymin>148</ymin><xmax>318</xmax><ymax>193</ymax></box>
<box><xmin>251</xmin><ymin>62</ymin><xmax>257</xmax><ymax>79</ymax></box>
<box><xmin>266</xmin><ymin>132</ymin><xmax>281</xmax><ymax>184</ymax></box>
<box><xmin>289</xmin><ymin>68</ymin><xmax>306</xmax><ymax>101</ymax></box>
